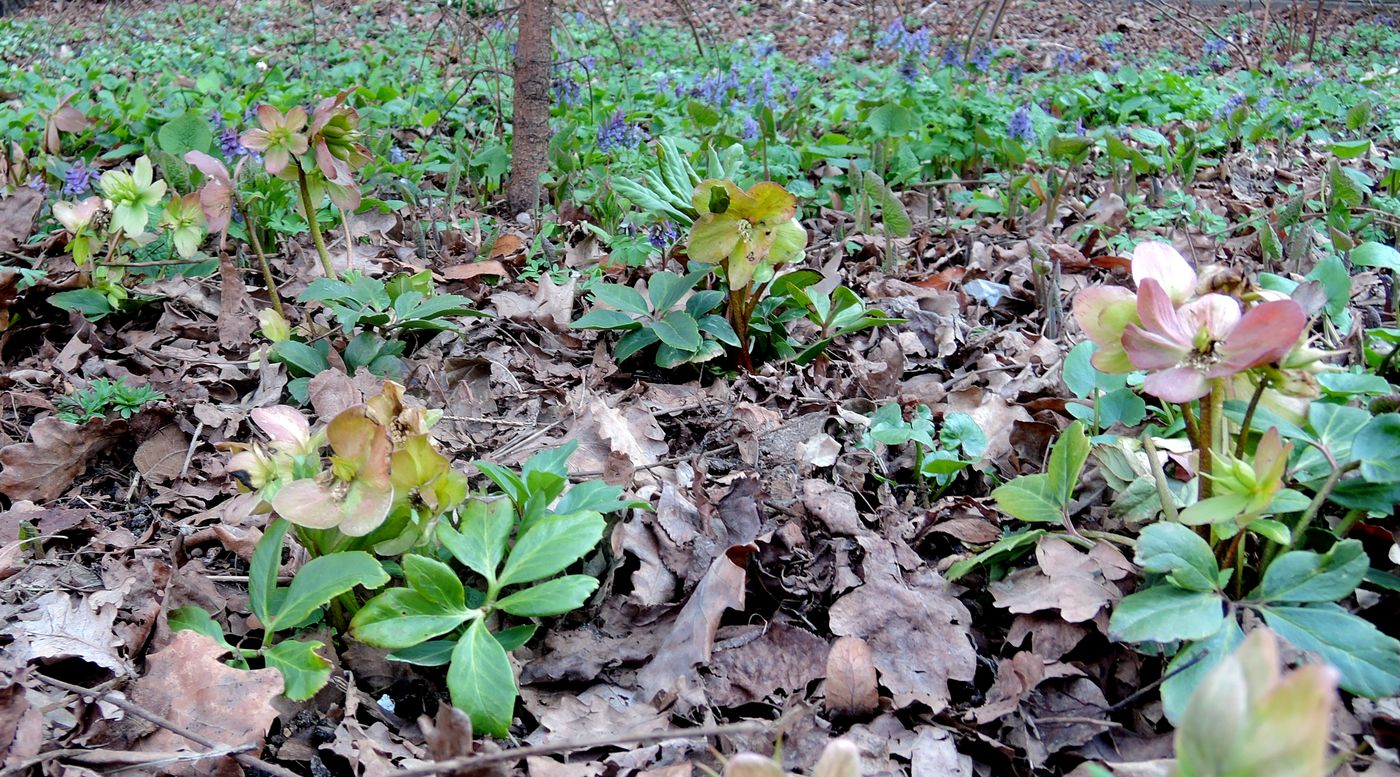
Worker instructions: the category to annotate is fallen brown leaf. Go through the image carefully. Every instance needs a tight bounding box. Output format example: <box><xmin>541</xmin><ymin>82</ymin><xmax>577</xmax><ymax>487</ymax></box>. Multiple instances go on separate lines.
<box><xmin>824</xmin><ymin>636</ymin><xmax>879</xmax><ymax>718</ymax></box>
<box><xmin>0</xmin><ymin>417</ymin><xmax>124</xmax><ymax>502</ymax></box>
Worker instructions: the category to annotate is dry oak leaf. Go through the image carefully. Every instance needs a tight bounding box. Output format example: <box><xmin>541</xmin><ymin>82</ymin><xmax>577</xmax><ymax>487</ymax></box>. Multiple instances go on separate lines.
<box><xmin>824</xmin><ymin>636</ymin><xmax>879</xmax><ymax>718</ymax></box>
<box><xmin>134</xmin><ymin>425</ymin><xmax>190</xmax><ymax>483</ymax></box>
<box><xmin>636</xmin><ymin>545</ymin><xmax>752</xmax><ymax>703</ymax></box>
<box><xmin>706</xmin><ymin>622</ymin><xmax>827</xmax><ymax>707</ymax></box>
<box><xmin>125</xmin><ymin>630</ymin><xmax>282</xmax><ymax>777</ymax></box>
<box><xmin>827</xmin><ymin>536</ymin><xmax>976</xmax><ymax>714</ymax></box>
<box><xmin>0</xmin><ymin>417</ymin><xmax>124</xmax><ymax>502</ymax></box>
<box><xmin>4</xmin><ymin>591</ymin><xmax>128</xmax><ymax>674</ymax></box>
<box><xmin>989</xmin><ymin>537</ymin><xmax>1131</xmax><ymax>623</ymax></box>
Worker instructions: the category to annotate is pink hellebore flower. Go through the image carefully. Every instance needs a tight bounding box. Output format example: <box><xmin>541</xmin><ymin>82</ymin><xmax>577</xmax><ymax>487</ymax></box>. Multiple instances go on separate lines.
<box><xmin>240</xmin><ymin>105</ymin><xmax>309</xmax><ymax>176</ymax></box>
<box><xmin>1122</xmin><ymin>279</ymin><xmax>1307</xmax><ymax>402</ymax></box>
<box><xmin>1073</xmin><ymin>241</ymin><xmax>1200</xmax><ymax>373</ymax></box>
<box><xmin>184</xmin><ymin>150</ymin><xmax>234</xmax><ymax>233</ymax></box>
<box><xmin>226</xmin><ymin>406</ymin><xmax>315</xmax><ymax>490</ymax></box>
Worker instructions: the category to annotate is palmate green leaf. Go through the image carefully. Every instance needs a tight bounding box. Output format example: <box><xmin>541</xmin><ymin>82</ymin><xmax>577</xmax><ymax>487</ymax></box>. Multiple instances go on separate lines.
<box><xmin>1352</xmin><ymin>241</ymin><xmax>1400</xmax><ymax>273</ymax></box>
<box><xmin>1262</xmin><ymin>603</ymin><xmax>1400</xmax><ymax>698</ymax></box>
<box><xmin>572</xmin><ymin>309</ymin><xmax>640</xmax><ymax>330</ymax></box>
<box><xmin>264</xmin><ymin>639</ymin><xmax>332</xmax><ymax>701</ymax></box>
<box><xmin>266</xmin><ymin>552</ymin><xmax>388</xmax><ymax>632</ymax></box>
<box><xmin>650</xmin><ymin>311</ymin><xmax>702</xmax><ymax>352</ymax></box>
<box><xmin>1135</xmin><ymin>522</ymin><xmax>1220</xmax><ymax>593</ymax></box>
<box><xmin>590</xmin><ymin>283</ymin><xmax>650</xmax><ymax>316</ymax></box>
<box><xmin>249</xmin><ymin>519</ymin><xmax>291</xmax><ymax>626</ymax></box>
<box><xmin>168</xmin><ymin>606</ymin><xmax>239</xmax><ymax>656</ymax></box>
<box><xmin>992</xmin><ymin>474</ymin><xmax>1062</xmax><ymax>523</ymax></box>
<box><xmin>495</xmin><ymin>575</ymin><xmax>599</xmax><ymax>616</ymax></box>
<box><xmin>497</xmin><ymin>511</ymin><xmax>605</xmax><ymax>588</ymax></box>
<box><xmin>403</xmin><ymin>553</ymin><xmax>466</xmax><ymax>608</ymax></box>
<box><xmin>945</xmin><ymin>529</ymin><xmax>1047</xmax><ymax>581</ymax></box>
<box><xmin>437</xmin><ymin>498</ymin><xmax>515</xmax><ymax>581</ymax></box>
<box><xmin>648</xmin><ymin>270</ymin><xmax>705</xmax><ymax>314</ymax></box>
<box><xmin>387</xmin><ymin>640</ymin><xmax>455</xmax><ymax>666</ymax></box>
<box><xmin>1047</xmin><ymin>421</ymin><xmax>1089</xmax><ymax>505</ymax></box>
<box><xmin>1252</xmin><ymin>540</ymin><xmax>1367</xmax><ymax>604</ymax></box>
<box><xmin>1160</xmin><ymin>617</ymin><xmax>1244</xmax><ymax>725</ymax></box>
<box><xmin>157</xmin><ymin>112</ymin><xmax>213</xmax><ymax>155</ymax></box>
<box><xmin>1109</xmin><ymin>585</ymin><xmax>1226</xmax><ymax>644</ymax></box>
<box><xmin>448</xmin><ymin>619</ymin><xmax>517</xmax><ymax>738</ymax></box>
<box><xmin>350</xmin><ymin>588</ymin><xmax>474</xmax><ymax>649</ymax></box>
<box><xmin>1354</xmin><ymin>414</ymin><xmax>1400</xmax><ymax>483</ymax></box>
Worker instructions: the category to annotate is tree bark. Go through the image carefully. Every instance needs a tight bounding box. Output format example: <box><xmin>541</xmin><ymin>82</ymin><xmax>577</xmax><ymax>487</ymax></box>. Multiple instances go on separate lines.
<box><xmin>505</xmin><ymin>0</ymin><xmax>554</xmax><ymax>216</ymax></box>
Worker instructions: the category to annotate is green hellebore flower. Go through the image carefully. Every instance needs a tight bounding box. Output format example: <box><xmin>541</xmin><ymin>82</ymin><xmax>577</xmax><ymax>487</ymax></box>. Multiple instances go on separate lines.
<box><xmin>158</xmin><ymin>192</ymin><xmax>206</xmax><ymax>258</ymax></box>
<box><xmin>99</xmin><ymin>156</ymin><xmax>167</xmax><ymax>238</ymax></box>
<box><xmin>686</xmin><ymin>179</ymin><xmax>807</xmax><ymax>289</ymax></box>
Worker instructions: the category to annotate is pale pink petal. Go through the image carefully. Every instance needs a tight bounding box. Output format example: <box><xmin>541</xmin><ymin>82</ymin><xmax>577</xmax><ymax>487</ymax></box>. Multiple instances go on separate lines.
<box><xmin>1124</xmin><ymin>323</ymin><xmax>1190</xmax><ymax>370</ymax></box>
<box><xmin>264</xmin><ymin>147</ymin><xmax>290</xmax><ymax>175</ymax></box>
<box><xmin>285</xmin><ymin>106</ymin><xmax>308</xmax><ymax>132</ymax></box>
<box><xmin>184</xmin><ymin>150</ymin><xmax>232</xmax><ymax>186</ymax></box>
<box><xmin>1215</xmin><ymin>300</ymin><xmax>1308</xmax><ymax>373</ymax></box>
<box><xmin>1177</xmin><ymin>293</ymin><xmax>1242</xmax><ymax>341</ymax></box>
<box><xmin>255</xmin><ymin>104</ymin><xmax>281</xmax><ymax>130</ymax></box>
<box><xmin>334</xmin><ymin>483</ymin><xmax>394</xmax><ymax>536</ymax></box>
<box><xmin>1136</xmin><ymin>279</ymin><xmax>1193</xmax><ymax>346</ymax></box>
<box><xmin>252</xmin><ymin>406</ymin><xmax>311</xmax><ymax>445</ymax></box>
<box><xmin>1143</xmin><ymin>366</ymin><xmax>1212</xmax><ymax>402</ymax></box>
<box><xmin>1071</xmin><ymin>286</ymin><xmax>1139</xmax><ymax>371</ymax></box>
<box><xmin>240</xmin><ymin>128</ymin><xmax>271</xmax><ymax>152</ymax></box>
<box><xmin>269</xmin><ymin>479</ymin><xmax>344</xmax><ymax>529</ymax></box>
<box><xmin>1132</xmin><ymin>241</ymin><xmax>1197</xmax><ymax>304</ymax></box>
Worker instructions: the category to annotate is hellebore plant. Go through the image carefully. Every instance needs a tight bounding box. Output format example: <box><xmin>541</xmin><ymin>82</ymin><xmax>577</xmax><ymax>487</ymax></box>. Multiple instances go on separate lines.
<box><xmin>185</xmin><ymin>150</ymin><xmax>284</xmax><ymax>317</ymax></box>
<box><xmin>1073</xmin><ymin>242</ymin><xmax>1309</xmax><ymax>500</ymax></box>
<box><xmin>241</xmin><ymin>90</ymin><xmax>372</xmax><ymax>280</ymax></box>
<box><xmin>686</xmin><ymin>179</ymin><xmax>808</xmax><ymax>371</ymax></box>
<box><xmin>98</xmin><ymin>155</ymin><xmax>167</xmax><ymax>239</ymax></box>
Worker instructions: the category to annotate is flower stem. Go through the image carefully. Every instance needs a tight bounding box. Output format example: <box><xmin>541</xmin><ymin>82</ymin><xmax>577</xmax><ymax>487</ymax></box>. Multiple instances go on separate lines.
<box><xmin>233</xmin><ymin>191</ymin><xmax>284</xmax><ymax>319</ymax></box>
<box><xmin>297</xmin><ymin>167</ymin><xmax>337</xmax><ymax>279</ymax></box>
<box><xmin>1234</xmin><ymin>375</ymin><xmax>1269</xmax><ymax>459</ymax></box>
<box><xmin>1142</xmin><ymin>433</ymin><xmax>1180</xmax><ymax>522</ymax></box>
<box><xmin>1282</xmin><ymin>459</ymin><xmax>1361</xmax><ymax>553</ymax></box>
<box><xmin>1197</xmin><ymin>386</ymin><xmax>1220</xmax><ymax>500</ymax></box>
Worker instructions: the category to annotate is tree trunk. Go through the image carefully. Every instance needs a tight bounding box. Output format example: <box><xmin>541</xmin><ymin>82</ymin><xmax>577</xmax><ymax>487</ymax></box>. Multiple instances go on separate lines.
<box><xmin>505</xmin><ymin>0</ymin><xmax>554</xmax><ymax>216</ymax></box>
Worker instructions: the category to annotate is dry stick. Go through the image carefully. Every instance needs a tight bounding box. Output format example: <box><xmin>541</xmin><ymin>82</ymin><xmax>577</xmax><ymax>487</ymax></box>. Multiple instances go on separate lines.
<box><xmin>983</xmin><ymin>0</ymin><xmax>1013</xmax><ymax>47</ymax></box>
<box><xmin>29</xmin><ymin>673</ymin><xmax>302</xmax><ymax>777</ymax></box>
<box><xmin>391</xmin><ymin>720</ymin><xmax>769</xmax><ymax>777</ymax></box>
<box><xmin>672</xmin><ymin>0</ymin><xmax>705</xmax><ymax>58</ymax></box>
<box><xmin>1305</xmin><ymin>0</ymin><xmax>1326</xmax><ymax>60</ymax></box>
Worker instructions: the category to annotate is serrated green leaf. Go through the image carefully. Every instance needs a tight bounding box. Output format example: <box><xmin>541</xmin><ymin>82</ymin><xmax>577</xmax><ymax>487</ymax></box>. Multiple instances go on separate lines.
<box><xmin>448</xmin><ymin>620</ymin><xmax>517</xmax><ymax>738</ymax></box>
<box><xmin>249</xmin><ymin>519</ymin><xmax>290</xmax><ymax>625</ymax></box>
<box><xmin>264</xmin><ymin>639</ymin><xmax>332</xmax><ymax>701</ymax></box>
<box><xmin>350</xmin><ymin>588</ymin><xmax>473</xmax><ymax>649</ymax></box>
<box><xmin>650</xmin><ymin>311</ymin><xmax>702</xmax><ymax>351</ymax></box>
<box><xmin>1262</xmin><ymin>603</ymin><xmax>1400</xmax><ymax>698</ymax></box>
<box><xmin>267</xmin><ymin>552</ymin><xmax>388</xmax><ymax>632</ymax></box>
<box><xmin>1109</xmin><ymin>586</ymin><xmax>1226</xmax><ymax>643</ymax></box>
<box><xmin>1252</xmin><ymin>540</ymin><xmax>1367</xmax><ymax>603</ymax></box>
<box><xmin>403</xmin><ymin>553</ymin><xmax>466</xmax><ymax>608</ymax></box>
<box><xmin>1135</xmin><ymin>523</ymin><xmax>1220</xmax><ymax>593</ymax></box>
<box><xmin>496</xmin><ymin>511</ymin><xmax>605</xmax><ymax>588</ymax></box>
<box><xmin>438</xmin><ymin>498</ymin><xmax>515</xmax><ymax>581</ymax></box>
<box><xmin>495</xmin><ymin>575</ymin><xmax>599</xmax><ymax>616</ymax></box>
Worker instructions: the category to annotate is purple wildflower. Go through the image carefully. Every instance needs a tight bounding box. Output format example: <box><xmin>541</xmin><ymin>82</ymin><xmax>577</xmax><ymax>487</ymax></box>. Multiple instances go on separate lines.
<box><xmin>940</xmin><ymin>45</ymin><xmax>964</xmax><ymax>68</ymax></box>
<box><xmin>388</xmin><ymin>146</ymin><xmax>406</xmax><ymax>164</ymax></box>
<box><xmin>742</xmin><ymin>115</ymin><xmax>760</xmax><ymax>141</ymax></box>
<box><xmin>553</xmin><ymin>75</ymin><xmax>582</xmax><ymax>108</ymax></box>
<box><xmin>62</xmin><ymin>160</ymin><xmax>95</xmax><ymax>196</ymax></box>
<box><xmin>648</xmin><ymin>221</ymin><xmax>678</xmax><ymax>249</ymax></box>
<box><xmin>970</xmin><ymin>43</ymin><xmax>993</xmax><ymax>71</ymax></box>
<box><xmin>1007</xmin><ymin>63</ymin><xmax>1024</xmax><ymax>83</ymax></box>
<box><xmin>1204</xmin><ymin>38</ymin><xmax>1229</xmax><ymax>56</ymax></box>
<box><xmin>1053</xmin><ymin>48</ymin><xmax>1084</xmax><ymax>69</ymax></box>
<box><xmin>811</xmin><ymin>50</ymin><xmax>834</xmax><ymax>68</ymax></box>
<box><xmin>209</xmin><ymin>109</ymin><xmax>225</xmax><ymax>127</ymax></box>
<box><xmin>899</xmin><ymin>58</ymin><xmax>919</xmax><ymax>82</ymax></box>
<box><xmin>25</xmin><ymin>174</ymin><xmax>46</xmax><ymax>193</ymax></box>
<box><xmin>1008</xmin><ymin>105</ymin><xmax>1035</xmax><ymax>143</ymax></box>
<box><xmin>219</xmin><ymin>127</ymin><xmax>249</xmax><ymax>158</ymax></box>
<box><xmin>830</xmin><ymin>32</ymin><xmax>847</xmax><ymax>47</ymax></box>
<box><xmin>1289</xmin><ymin>114</ymin><xmax>1304</xmax><ymax>130</ymax></box>
<box><xmin>597</xmin><ymin>111</ymin><xmax>647</xmax><ymax>152</ymax></box>
<box><xmin>1216</xmin><ymin>93</ymin><xmax>1248</xmax><ymax>120</ymax></box>
<box><xmin>1100</xmin><ymin>39</ymin><xmax>1118</xmax><ymax>55</ymax></box>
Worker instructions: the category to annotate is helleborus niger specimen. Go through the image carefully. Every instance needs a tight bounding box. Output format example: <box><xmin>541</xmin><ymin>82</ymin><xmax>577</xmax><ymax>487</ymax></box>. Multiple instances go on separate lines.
<box><xmin>1174</xmin><ymin>628</ymin><xmax>1337</xmax><ymax>777</ymax></box>
<box><xmin>52</xmin><ymin>196</ymin><xmax>104</xmax><ymax>266</ymax></box>
<box><xmin>686</xmin><ymin>179</ymin><xmax>808</xmax><ymax>370</ymax></box>
<box><xmin>158</xmin><ymin>192</ymin><xmax>207</xmax><ymax>258</ymax></box>
<box><xmin>271</xmin><ymin>407</ymin><xmax>395</xmax><ymax>537</ymax></box>
<box><xmin>99</xmin><ymin>156</ymin><xmax>167</xmax><ymax>238</ymax></box>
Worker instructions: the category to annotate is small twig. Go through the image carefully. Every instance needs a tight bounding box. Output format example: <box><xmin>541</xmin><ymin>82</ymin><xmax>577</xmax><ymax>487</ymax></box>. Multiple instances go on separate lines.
<box><xmin>391</xmin><ymin>719</ymin><xmax>770</xmax><ymax>777</ymax></box>
<box><xmin>1100</xmin><ymin>648</ymin><xmax>1210</xmax><ymax>713</ymax></box>
<box><xmin>30</xmin><ymin>673</ymin><xmax>301</xmax><ymax>777</ymax></box>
